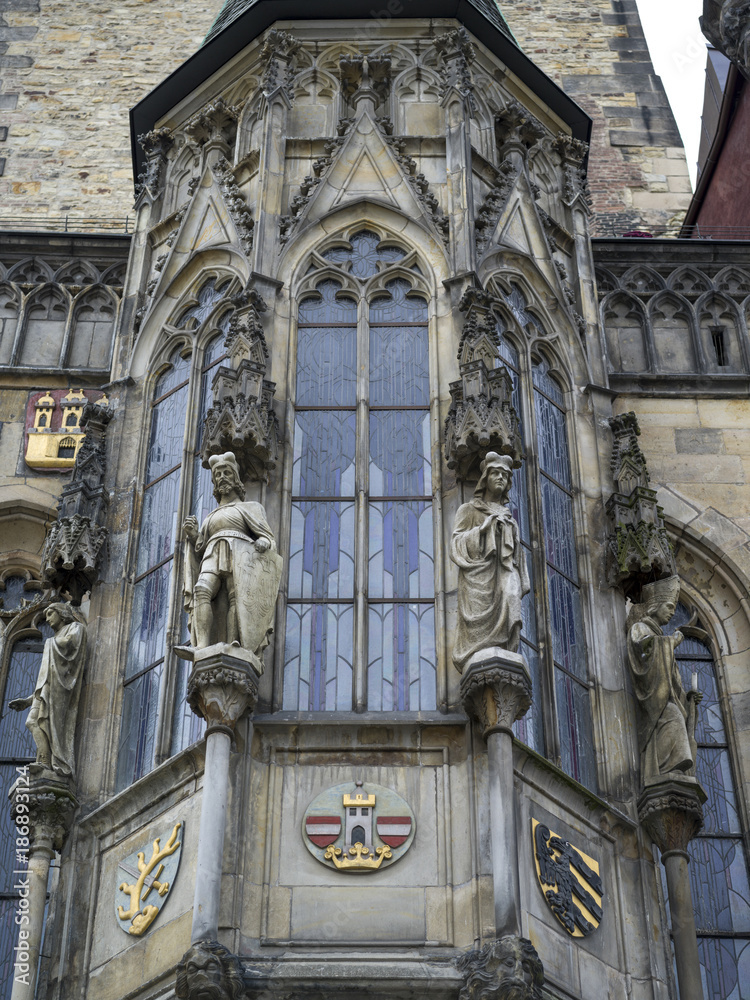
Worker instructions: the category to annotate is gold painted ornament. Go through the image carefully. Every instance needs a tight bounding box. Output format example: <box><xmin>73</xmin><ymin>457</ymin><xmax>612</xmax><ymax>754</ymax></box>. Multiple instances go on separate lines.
<box><xmin>532</xmin><ymin>818</ymin><xmax>603</xmax><ymax>937</ymax></box>
<box><xmin>115</xmin><ymin>821</ymin><xmax>182</xmax><ymax>936</ymax></box>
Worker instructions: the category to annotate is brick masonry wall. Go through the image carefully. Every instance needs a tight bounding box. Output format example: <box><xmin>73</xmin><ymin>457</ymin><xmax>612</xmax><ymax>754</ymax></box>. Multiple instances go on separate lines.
<box><xmin>0</xmin><ymin>0</ymin><xmax>218</xmax><ymax>223</ymax></box>
<box><xmin>0</xmin><ymin>0</ymin><xmax>693</xmax><ymax>231</ymax></box>
<box><xmin>500</xmin><ymin>0</ymin><xmax>693</xmax><ymax>233</ymax></box>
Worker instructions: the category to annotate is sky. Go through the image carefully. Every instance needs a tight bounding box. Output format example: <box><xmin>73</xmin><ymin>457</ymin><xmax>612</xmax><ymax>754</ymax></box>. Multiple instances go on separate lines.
<box><xmin>635</xmin><ymin>0</ymin><xmax>708</xmax><ymax>189</ymax></box>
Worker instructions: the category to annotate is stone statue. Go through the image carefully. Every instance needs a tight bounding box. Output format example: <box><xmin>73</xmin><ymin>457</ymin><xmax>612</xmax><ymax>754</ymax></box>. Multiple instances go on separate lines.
<box><xmin>450</xmin><ymin>452</ymin><xmax>530</xmax><ymax>670</ymax></box>
<box><xmin>175</xmin><ymin>939</ymin><xmax>245</xmax><ymax>1000</ymax></box>
<box><xmin>626</xmin><ymin>576</ymin><xmax>702</xmax><ymax>782</ymax></box>
<box><xmin>182</xmin><ymin>451</ymin><xmax>282</xmax><ymax>665</ymax></box>
<box><xmin>9</xmin><ymin>602</ymin><xmax>87</xmax><ymax>779</ymax></box>
<box><xmin>457</xmin><ymin>935</ymin><xmax>545</xmax><ymax>1000</ymax></box>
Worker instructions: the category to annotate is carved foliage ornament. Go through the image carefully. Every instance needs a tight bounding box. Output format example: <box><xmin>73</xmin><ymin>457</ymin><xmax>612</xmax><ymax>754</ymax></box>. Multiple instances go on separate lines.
<box><xmin>457</xmin><ymin>935</ymin><xmax>545</xmax><ymax>1000</ymax></box>
<box><xmin>115</xmin><ymin>822</ymin><xmax>182</xmax><ymax>937</ymax></box>
<box><xmin>260</xmin><ymin>28</ymin><xmax>300</xmax><ymax>97</ymax></box>
<box><xmin>532</xmin><ymin>819</ymin><xmax>603</xmax><ymax>937</ymax></box>
<box><xmin>434</xmin><ymin>27</ymin><xmax>476</xmax><ymax>108</ymax></box>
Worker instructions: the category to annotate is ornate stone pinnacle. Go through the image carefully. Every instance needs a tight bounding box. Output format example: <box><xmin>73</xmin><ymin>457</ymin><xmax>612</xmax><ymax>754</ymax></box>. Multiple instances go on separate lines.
<box><xmin>460</xmin><ymin>651</ymin><xmax>532</xmax><ymax>740</ymax></box>
<box><xmin>637</xmin><ymin>776</ymin><xmax>706</xmax><ymax>856</ymax></box>
<box><xmin>434</xmin><ymin>27</ymin><xmax>476</xmax><ymax>107</ymax></box>
<box><xmin>457</xmin><ymin>934</ymin><xmax>545</xmax><ymax>1000</ymax></box>
<box><xmin>260</xmin><ymin>28</ymin><xmax>300</xmax><ymax>97</ymax></box>
<box><xmin>185</xmin><ymin>96</ymin><xmax>239</xmax><ymax>157</ymax></box>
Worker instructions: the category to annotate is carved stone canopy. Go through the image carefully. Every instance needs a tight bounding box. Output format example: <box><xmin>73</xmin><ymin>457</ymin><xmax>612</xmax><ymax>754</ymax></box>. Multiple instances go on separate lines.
<box><xmin>445</xmin><ymin>288</ymin><xmax>523</xmax><ymax>481</ymax></box>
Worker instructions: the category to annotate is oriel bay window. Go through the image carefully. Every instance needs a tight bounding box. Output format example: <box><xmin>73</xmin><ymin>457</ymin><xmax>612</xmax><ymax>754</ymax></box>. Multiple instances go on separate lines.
<box><xmin>117</xmin><ymin>277</ymin><xmax>231</xmax><ymax>788</ymax></box>
<box><xmin>282</xmin><ymin>230</ymin><xmax>436</xmax><ymax>713</ymax></box>
<box><xmin>496</xmin><ymin>282</ymin><xmax>597</xmax><ymax>790</ymax></box>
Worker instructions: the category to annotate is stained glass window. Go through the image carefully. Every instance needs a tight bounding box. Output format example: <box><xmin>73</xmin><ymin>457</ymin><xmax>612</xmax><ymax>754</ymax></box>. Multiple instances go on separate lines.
<box><xmin>497</xmin><ymin>285</ymin><xmax>596</xmax><ymax>790</ymax></box>
<box><xmin>117</xmin><ymin>280</ymin><xmax>229</xmax><ymax>788</ymax></box>
<box><xmin>283</xmin><ymin>231</ymin><xmax>435</xmax><ymax>711</ymax></box>
<box><xmin>664</xmin><ymin>604</ymin><xmax>750</xmax><ymax>1000</ymax></box>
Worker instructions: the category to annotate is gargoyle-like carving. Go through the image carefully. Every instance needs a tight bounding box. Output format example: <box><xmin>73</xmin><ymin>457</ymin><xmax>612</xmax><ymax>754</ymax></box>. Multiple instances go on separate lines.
<box><xmin>701</xmin><ymin>1</ymin><xmax>750</xmax><ymax>79</ymax></box>
<box><xmin>606</xmin><ymin>412</ymin><xmax>675</xmax><ymax>594</ymax></box>
<box><xmin>212</xmin><ymin>156</ymin><xmax>254</xmax><ymax>255</ymax></box>
<box><xmin>434</xmin><ymin>27</ymin><xmax>476</xmax><ymax>108</ymax></box>
<box><xmin>200</xmin><ymin>289</ymin><xmax>278</xmax><ymax>481</ymax></box>
<box><xmin>175</xmin><ymin>939</ymin><xmax>245</xmax><ymax>1000</ymax></box>
<box><xmin>475</xmin><ymin>159</ymin><xmax>517</xmax><ymax>256</ymax></box>
<box><xmin>260</xmin><ymin>28</ymin><xmax>300</xmax><ymax>97</ymax></box>
<box><xmin>41</xmin><ymin>401</ymin><xmax>113</xmax><ymax>603</ymax></box>
<box><xmin>457</xmin><ymin>935</ymin><xmax>545</xmax><ymax>1000</ymax></box>
<box><xmin>445</xmin><ymin>289</ymin><xmax>522</xmax><ymax>480</ymax></box>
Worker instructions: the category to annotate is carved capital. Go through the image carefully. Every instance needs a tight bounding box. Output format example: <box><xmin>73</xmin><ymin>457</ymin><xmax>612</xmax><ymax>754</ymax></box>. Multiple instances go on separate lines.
<box><xmin>461</xmin><ymin>650</ymin><xmax>532</xmax><ymax>739</ymax></box>
<box><xmin>457</xmin><ymin>934</ymin><xmax>545</xmax><ymax>1000</ymax></box>
<box><xmin>11</xmin><ymin>773</ymin><xmax>78</xmax><ymax>854</ymax></box>
<box><xmin>175</xmin><ymin>938</ymin><xmax>245</xmax><ymax>1000</ymax></box>
<box><xmin>184</xmin><ymin>646</ymin><xmax>261</xmax><ymax>734</ymax></box>
<box><xmin>638</xmin><ymin>776</ymin><xmax>706</xmax><ymax>856</ymax></box>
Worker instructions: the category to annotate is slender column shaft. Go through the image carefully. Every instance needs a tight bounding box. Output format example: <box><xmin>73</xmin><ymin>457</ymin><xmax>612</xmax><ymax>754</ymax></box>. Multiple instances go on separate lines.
<box><xmin>191</xmin><ymin>730</ymin><xmax>231</xmax><ymax>942</ymax></box>
<box><xmin>663</xmin><ymin>851</ymin><xmax>704</xmax><ymax>1000</ymax></box>
<box><xmin>10</xmin><ymin>846</ymin><xmax>53</xmax><ymax>1000</ymax></box>
<box><xmin>487</xmin><ymin>729</ymin><xmax>520</xmax><ymax>936</ymax></box>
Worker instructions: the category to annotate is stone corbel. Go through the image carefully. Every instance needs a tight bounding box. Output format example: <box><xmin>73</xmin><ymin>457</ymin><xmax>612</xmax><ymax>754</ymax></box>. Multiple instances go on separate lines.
<box><xmin>606</xmin><ymin>412</ymin><xmax>675</xmax><ymax>596</ymax></box>
<box><xmin>41</xmin><ymin>401</ymin><xmax>113</xmax><ymax>604</ymax></box>
<box><xmin>445</xmin><ymin>288</ymin><xmax>523</xmax><ymax>481</ymax></box>
<box><xmin>457</xmin><ymin>934</ymin><xmax>546</xmax><ymax>1000</ymax></box>
<box><xmin>434</xmin><ymin>26</ymin><xmax>476</xmax><ymax>113</ymax></box>
<box><xmin>200</xmin><ymin>289</ymin><xmax>278</xmax><ymax>483</ymax></box>
<box><xmin>186</xmin><ymin>647</ymin><xmax>261</xmax><ymax>737</ymax></box>
<box><xmin>185</xmin><ymin>96</ymin><xmax>239</xmax><ymax>165</ymax></box>
<box><xmin>175</xmin><ymin>939</ymin><xmax>246</xmax><ymax>1000</ymax></box>
<box><xmin>460</xmin><ymin>651</ymin><xmax>532</xmax><ymax>740</ymax></box>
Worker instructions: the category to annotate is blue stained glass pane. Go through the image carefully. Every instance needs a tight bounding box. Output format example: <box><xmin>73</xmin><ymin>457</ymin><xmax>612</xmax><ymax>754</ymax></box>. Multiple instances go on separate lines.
<box><xmin>177</xmin><ymin>278</ymin><xmax>227</xmax><ymax>328</ymax></box>
<box><xmin>367</xmin><ymin>603</ymin><xmax>436</xmax><ymax>711</ymax></box>
<box><xmin>689</xmin><ymin>837</ymin><xmax>750</xmax><ymax>934</ymax></box>
<box><xmin>697</xmin><ymin>748</ymin><xmax>742</xmax><ymax>834</ymax></box>
<box><xmin>555</xmin><ymin>669</ymin><xmax>597</xmax><ymax>789</ymax></box>
<box><xmin>171</xmin><ymin>659</ymin><xmax>206</xmax><ymax>755</ymax></box>
<box><xmin>520</xmin><ymin>546</ymin><xmax>537</xmax><ymax>645</ymax></box>
<box><xmin>369</xmin><ymin>324</ymin><xmax>429</xmax><ymax>406</ymax></box>
<box><xmin>675</xmin><ymin>657</ymin><xmax>725</xmax><ymax>746</ymax></box>
<box><xmin>497</xmin><ymin>331</ymin><xmax>519</xmax><ymax>370</ymax></box>
<box><xmin>369</xmin><ymin>501</ymin><xmax>433</xmax><ymax>599</ymax></box>
<box><xmin>0</xmin><ymin>640</ymin><xmax>39</xmax><ymax>758</ymax></box>
<box><xmin>293</xmin><ymin>412</ymin><xmax>356</xmax><ymax>496</ymax></box>
<box><xmin>154</xmin><ymin>349</ymin><xmax>190</xmax><ymax>398</ymax></box>
<box><xmin>509</xmin><ymin>463</ymin><xmax>531</xmax><ymax>545</ymax></box>
<box><xmin>298</xmin><ymin>281</ymin><xmax>357</xmax><ymax>326</ymax></box>
<box><xmin>125</xmin><ymin>563</ymin><xmax>172</xmax><ymax>678</ymax></box>
<box><xmin>697</xmin><ymin>936</ymin><xmax>750</xmax><ymax>1000</ymax></box>
<box><xmin>0</xmin><ymin>576</ymin><xmax>27</xmax><ymax>611</ymax></box>
<box><xmin>540</xmin><ymin>477</ymin><xmax>578</xmax><ymax>580</ymax></box>
<box><xmin>370</xmin><ymin>281</ymin><xmax>428</xmax><ymax>325</ymax></box>
<box><xmin>547</xmin><ymin>569</ymin><xmax>586</xmax><ymax>679</ymax></box>
<box><xmin>283</xmin><ymin>603</ymin><xmax>353</xmax><ymax>711</ymax></box>
<box><xmin>296</xmin><ymin>335</ymin><xmax>356</xmax><ymax>409</ymax></box>
<box><xmin>194</xmin><ymin>333</ymin><xmax>225</xmax><ymax>453</ymax></box>
<box><xmin>0</xmin><ymin>896</ymin><xmax>16</xmax><ymax>998</ymax></box>
<box><xmin>289</xmin><ymin>501</ymin><xmax>355</xmax><ymax>600</ymax></box>
<box><xmin>534</xmin><ymin>387</ymin><xmax>571</xmax><ymax>487</ymax></box>
<box><xmin>322</xmin><ymin>230</ymin><xmax>405</xmax><ymax>279</ymax></box>
<box><xmin>191</xmin><ymin>459</ymin><xmax>215</xmax><ymax>525</ymax></box>
<box><xmin>146</xmin><ymin>379</ymin><xmax>189</xmax><ymax>482</ymax></box>
<box><xmin>369</xmin><ymin>411</ymin><xmax>431</xmax><ymax>497</ymax></box>
<box><xmin>116</xmin><ymin>663</ymin><xmax>164</xmax><ymax>788</ymax></box>
<box><xmin>513</xmin><ymin>640</ymin><xmax>543</xmax><ymax>753</ymax></box>
<box><xmin>137</xmin><ymin>469</ymin><xmax>180</xmax><ymax>576</ymax></box>
<box><xmin>532</xmin><ymin>356</ymin><xmax>565</xmax><ymax>405</ymax></box>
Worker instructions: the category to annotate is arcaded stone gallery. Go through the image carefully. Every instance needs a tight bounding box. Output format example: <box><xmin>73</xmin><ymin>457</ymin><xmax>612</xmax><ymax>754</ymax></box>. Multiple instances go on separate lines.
<box><xmin>0</xmin><ymin>3</ymin><xmax>748</xmax><ymax>1000</ymax></box>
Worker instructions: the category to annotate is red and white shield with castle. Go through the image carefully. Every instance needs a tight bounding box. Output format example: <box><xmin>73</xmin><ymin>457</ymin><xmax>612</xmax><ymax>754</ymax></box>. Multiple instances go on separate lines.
<box><xmin>302</xmin><ymin>781</ymin><xmax>415</xmax><ymax>872</ymax></box>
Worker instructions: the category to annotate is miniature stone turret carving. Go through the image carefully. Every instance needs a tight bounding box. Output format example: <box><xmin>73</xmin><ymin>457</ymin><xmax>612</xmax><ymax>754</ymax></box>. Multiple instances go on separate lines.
<box><xmin>41</xmin><ymin>399</ymin><xmax>112</xmax><ymax>604</ymax></box>
<box><xmin>9</xmin><ymin>602</ymin><xmax>87</xmax><ymax>779</ymax></box>
<box><xmin>182</xmin><ymin>452</ymin><xmax>282</xmax><ymax>671</ymax></box>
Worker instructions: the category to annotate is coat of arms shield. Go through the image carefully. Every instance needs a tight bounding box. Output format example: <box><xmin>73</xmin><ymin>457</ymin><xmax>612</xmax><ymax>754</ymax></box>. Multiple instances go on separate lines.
<box><xmin>115</xmin><ymin>821</ymin><xmax>183</xmax><ymax>936</ymax></box>
<box><xmin>532</xmin><ymin>818</ymin><xmax>603</xmax><ymax>937</ymax></box>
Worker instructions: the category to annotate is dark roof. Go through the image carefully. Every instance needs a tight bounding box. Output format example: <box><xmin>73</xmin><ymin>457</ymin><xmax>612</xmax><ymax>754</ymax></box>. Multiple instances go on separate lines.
<box><xmin>130</xmin><ymin>0</ymin><xmax>591</xmax><ymax>181</ymax></box>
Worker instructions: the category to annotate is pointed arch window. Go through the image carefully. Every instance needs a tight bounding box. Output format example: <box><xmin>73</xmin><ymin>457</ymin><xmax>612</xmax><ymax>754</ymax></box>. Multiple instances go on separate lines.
<box><xmin>497</xmin><ymin>285</ymin><xmax>596</xmax><ymax>789</ymax></box>
<box><xmin>117</xmin><ymin>278</ymin><xmax>231</xmax><ymax>789</ymax></box>
<box><xmin>664</xmin><ymin>604</ymin><xmax>750</xmax><ymax>999</ymax></box>
<box><xmin>283</xmin><ymin>230</ymin><xmax>436</xmax><ymax>712</ymax></box>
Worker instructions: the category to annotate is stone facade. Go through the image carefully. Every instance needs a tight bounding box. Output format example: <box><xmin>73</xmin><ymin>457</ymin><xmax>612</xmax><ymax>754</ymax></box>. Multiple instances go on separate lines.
<box><xmin>0</xmin><ymin>6</ymin><xmax>748</xmax><ymax>1000</ymax></box>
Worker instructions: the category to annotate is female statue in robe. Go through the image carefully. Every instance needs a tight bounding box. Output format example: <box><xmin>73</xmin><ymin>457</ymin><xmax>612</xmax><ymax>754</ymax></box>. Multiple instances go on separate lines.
<box><xmin>626</xmin><ymin>575</ymin><xmax>702</xmax><ymax>782</ymax></box>
<box><xmin>9</xmin><ymin>602</ymin><xmax>87</xmax><ymax>778</ymax></box>
<box><xmin>450</xmin><ymin>452</ymin><xmax>530</xmax><ymax>671</ymax></box>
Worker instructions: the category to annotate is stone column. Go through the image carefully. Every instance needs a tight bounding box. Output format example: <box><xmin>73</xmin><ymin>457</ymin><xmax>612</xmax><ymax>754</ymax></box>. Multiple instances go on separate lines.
<box><xmin>10</xmin><ymin>774</ymin><xmax>76</xmax><ymax>1000</ymax></box>
<box><xmin>461</xmin><ymin>648</ymin><xmax>532</xmax><ymax>937</ymax></box>
<box><xmin>183</xmin><ymin>644</ymin><xmax>261</xmax><ymax>943</ymax></box>
<box><xmin>638</xmin><ymin>776</ymin><xmax>706</xmax><ymax>1000</ymax></box>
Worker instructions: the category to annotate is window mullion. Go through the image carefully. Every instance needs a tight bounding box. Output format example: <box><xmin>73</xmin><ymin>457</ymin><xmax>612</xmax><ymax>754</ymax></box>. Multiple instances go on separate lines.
<box><xmin>522</xmin><ymin>353</ymin><xmax>561</xmax><ymax>765</ymax></box>
<box><xmin>154</xmin><ymin>347</ymin><xmax>201</xmax><ymax>766</ymax></box>
<box><xmin>354</xmin><ymin>296</ymin><xmax>369</xmax><ymax>712</ymax></box>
